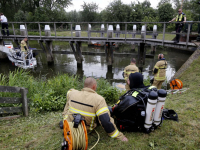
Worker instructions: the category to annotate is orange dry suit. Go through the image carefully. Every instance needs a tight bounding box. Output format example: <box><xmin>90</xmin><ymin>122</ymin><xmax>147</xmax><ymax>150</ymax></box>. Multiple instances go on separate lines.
<box><xmin>62</xmin><ymin>88</ymin><xmax>124</xmax><ymax>140</ymax></box>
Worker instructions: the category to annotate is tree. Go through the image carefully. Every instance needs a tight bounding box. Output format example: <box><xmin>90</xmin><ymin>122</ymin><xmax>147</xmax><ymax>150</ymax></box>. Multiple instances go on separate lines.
<box><xmin>81</xmin><ymin>2</ymin><xmax>99</xmax><ymax>22</ymax></box>
<box><xmin>158</xmin><ymin>3</ymin><xmax>174</xmax><ymax>22</ymax></box>
<box><xmin>102</xmin><ymin>0</ymin><xmax>132</xmax><ymax>22</ymax></box>
<box><xmin>158</xmin><ymin>0</ymin><xmax>171</xmax><ymax>7</ymax></box>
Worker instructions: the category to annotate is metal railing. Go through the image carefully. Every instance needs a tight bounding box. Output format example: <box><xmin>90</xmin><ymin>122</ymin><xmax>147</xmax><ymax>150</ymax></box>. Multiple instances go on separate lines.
<box><xmin>1</xmin><ymin>21</ymin><xmax>199</xmax><ymax>47</ymax></box>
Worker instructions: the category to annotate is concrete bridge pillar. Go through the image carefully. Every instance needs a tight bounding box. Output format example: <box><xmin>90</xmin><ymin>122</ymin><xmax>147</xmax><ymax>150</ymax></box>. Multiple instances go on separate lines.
<box><xmin>105</xmin><ymin>42</ymin><xmax>114</xmax><ymax>67</ymax></box>
<box><xmin>131</xmin><ymin>25</ymin><xmax>137</xmax><ymax>52</ymax></box>
<box><xmin>0</xmin><ymin>39</ymin><xmax>7</xmax><ymax>60</ymax></box>
<box><xmin>44</xmin><ymin>25</ymin><xmax>51</xmax><ymax>36</ymax></box>
<box><xmin>151</xmin><ymin>25</ymin><xmax>158</xmax><ymax>54</ymax></box>
<box><xmin>20</xmin><ymin>25</ymin><xmax>27</xmax><ymax>36</ymax></box>
<box><xmin>115</xmin><ymin>24</ymin><xmax>120</xmax><ymax>48</ymax></box>
<box><xmin>75</xmin><ymin>25</ymin><xmax>81</xmax><ymax>37</ymax></box>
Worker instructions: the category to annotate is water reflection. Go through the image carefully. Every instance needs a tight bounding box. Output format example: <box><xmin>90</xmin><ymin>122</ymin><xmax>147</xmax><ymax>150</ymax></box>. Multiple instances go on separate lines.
<box><xmin>0</xmin><ymin>43</ymin><xmax>192</xmax><ymax>86</ymax></box>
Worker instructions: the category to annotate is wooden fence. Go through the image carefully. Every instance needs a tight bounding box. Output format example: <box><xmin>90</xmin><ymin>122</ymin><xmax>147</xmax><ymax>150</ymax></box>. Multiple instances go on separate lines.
<box><xmin>0</xmin><ymin>86</ymin><xmax>28</xmax><ymax>120</ymax></box>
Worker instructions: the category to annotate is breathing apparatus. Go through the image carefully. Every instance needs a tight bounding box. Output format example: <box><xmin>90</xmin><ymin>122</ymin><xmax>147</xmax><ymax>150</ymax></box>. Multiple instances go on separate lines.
<box><xmin>112</xmin><ymin>87</ymin><xmax>167</xmax><ymax>133</ymax></box>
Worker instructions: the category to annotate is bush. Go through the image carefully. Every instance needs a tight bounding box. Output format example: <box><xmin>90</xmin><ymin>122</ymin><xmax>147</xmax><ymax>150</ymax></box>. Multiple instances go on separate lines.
<box><xmin>0</xmin><ymin>69</ymin><xmax>123</xmax><ymax>112</ymax></box>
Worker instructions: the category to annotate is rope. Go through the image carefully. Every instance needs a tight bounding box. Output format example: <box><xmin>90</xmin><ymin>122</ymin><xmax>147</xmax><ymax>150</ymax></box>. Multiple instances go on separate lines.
<box><xmin>68</xmin><ymin>122</ymin><xmax>86</xmax><ymax>150</ymax></box>
<box><xmin>89</xmin><ymin>129</ymin><xmax>100</xmax><ymax>150</ymax></box>
<box><xmin>68</xmin><ymin>122</ymin><xmax>100</xmax><ymax>150</ymax></box>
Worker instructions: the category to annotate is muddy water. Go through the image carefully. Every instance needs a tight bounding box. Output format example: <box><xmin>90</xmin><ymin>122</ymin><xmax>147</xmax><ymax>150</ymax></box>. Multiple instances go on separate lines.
<box><xmin>0</xmin><ymin>42</ymin><xmax>192</xmax><ymax>88</ymax></box>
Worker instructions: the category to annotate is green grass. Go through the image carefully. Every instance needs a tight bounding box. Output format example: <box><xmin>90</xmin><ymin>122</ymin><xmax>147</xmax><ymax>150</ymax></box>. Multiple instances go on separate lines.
<box><xmin>0</xmin><ymin>56</ymin><xmax>200</xmax><ymax>149</ymax></box>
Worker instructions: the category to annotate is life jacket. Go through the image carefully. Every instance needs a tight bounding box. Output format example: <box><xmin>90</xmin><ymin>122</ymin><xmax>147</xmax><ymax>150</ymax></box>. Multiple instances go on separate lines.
<box><xmin>176</xmin><ymin>13</ymin><xmax>184</xmax><ymax>22</ymax></box>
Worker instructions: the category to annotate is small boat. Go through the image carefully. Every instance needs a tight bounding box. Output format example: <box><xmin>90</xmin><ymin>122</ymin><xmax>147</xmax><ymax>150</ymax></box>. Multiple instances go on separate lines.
<box><xmin>0</xmin><ymin>41</ymin><xmax>37</xmax><ymax>69</ymax></box>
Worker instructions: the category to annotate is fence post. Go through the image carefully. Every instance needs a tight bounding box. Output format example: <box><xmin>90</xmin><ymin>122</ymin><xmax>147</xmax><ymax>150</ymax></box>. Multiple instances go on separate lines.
<box><xmin>20</xmin><ymin>88</ymin><xmax>28</xmax><ymax>117</ymax></box>
<box><xmin>108</xmin><ymin>25</ymin><xmax>113</xmax><ymax>38</ymax></box>
<box><xmin>186</xmin><ymin>23</ymin><xmax>191</xmax><ymax>48</ymax></box>
<box><xmin>162</xmin><ymin>23</ymin><xmax>166</xmax><ymax>45</ymax></box>
<box><xmin>54</xmin><ymin>23</ymin><xmax>57</xmax><ymax>37</ymax></box>
<box><xmin>141</xmin><ymin>25</ymin><xmax>146</xmax><ymax>39</ymax></box>
<box><xmin>20</xmin><ymin>25</ymin><xmax>26</xmax><ymax>36</ymax></box>
<box><xmin>131</xmin><ymin>25</ymin><xmax>137</xmax><ymax>51</ymax></box>
<box><xmin>38</xmin><ymin>23</ymin><xmax>41</xmax><ymax>38</ymax></box>
<box><xmin>44</xmin><ymin>25</ymin><xmax>51</xmax><ymax>36</ymax></box>
<box><xmin>75</xmin><ymin>25</ymin><xmax>81</xmax><ymax>37</ymax></box>
<box><xmin>151</xmin><ymin>25</ymin><xmax>158</xmax><ymax>54</ymax></box>
<box><xmin>12</xmin><ymin>23</ymin><xmax>15</xmax><ymax>36</ymax></box>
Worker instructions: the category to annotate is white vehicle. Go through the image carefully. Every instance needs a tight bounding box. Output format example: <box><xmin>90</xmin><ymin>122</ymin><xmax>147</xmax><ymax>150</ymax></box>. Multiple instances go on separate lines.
<box><xmin>0</xmin><ymin>41</ymin><xmax>37</xmax><ymax>69</ymax></box>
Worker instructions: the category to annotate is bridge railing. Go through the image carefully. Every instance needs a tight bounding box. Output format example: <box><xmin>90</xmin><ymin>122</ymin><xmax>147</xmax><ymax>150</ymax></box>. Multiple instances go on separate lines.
<box><xmin>2</xmin><ymin>21</ymin><xmax>200</xmax><ymax>47</ymax></box>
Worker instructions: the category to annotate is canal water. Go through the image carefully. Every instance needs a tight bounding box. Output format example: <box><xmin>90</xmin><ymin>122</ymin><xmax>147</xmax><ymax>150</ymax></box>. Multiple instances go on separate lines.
<box><xmin>0</xmin><ymin>42</ymin><xmax>192</xmax><ymax>88</ymax></box>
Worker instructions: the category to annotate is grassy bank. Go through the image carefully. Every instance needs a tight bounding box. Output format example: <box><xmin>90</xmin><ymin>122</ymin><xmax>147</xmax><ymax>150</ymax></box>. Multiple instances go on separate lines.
<box><xmin>1</xmin><ymin>55</ymin><xmax>200</xmax><ymax>149</ymax></box>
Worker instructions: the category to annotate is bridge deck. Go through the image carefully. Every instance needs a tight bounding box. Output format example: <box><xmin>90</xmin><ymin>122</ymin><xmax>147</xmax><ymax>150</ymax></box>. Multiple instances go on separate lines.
<box><xmin>0</xmin><ymin>35</ymin><xmax>196</xmax><ymax>51</ymax></box>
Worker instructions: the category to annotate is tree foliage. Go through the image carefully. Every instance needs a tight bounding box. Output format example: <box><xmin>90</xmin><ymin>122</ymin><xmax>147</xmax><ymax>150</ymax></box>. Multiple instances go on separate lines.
<box><xmin>81</xmin><ymin>2</ymin><xmax>99</xmax><ymax>22</ymax></box>
<box><xmin>158</xmin><ymin>3</ymin><xmax>174</xmax><ymax>22</ymax></box>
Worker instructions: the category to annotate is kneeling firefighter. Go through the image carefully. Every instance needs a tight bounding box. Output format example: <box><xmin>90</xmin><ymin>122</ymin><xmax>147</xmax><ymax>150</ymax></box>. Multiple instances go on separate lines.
<box><xmin>111</xmin><ymin>73</ymin><xmax>167</xmax><ymax>133</ymax></box>
<box><xmin>61</xmin><ymin>77</ymin><xmax>128</xmax><ymax>150</ymax></box>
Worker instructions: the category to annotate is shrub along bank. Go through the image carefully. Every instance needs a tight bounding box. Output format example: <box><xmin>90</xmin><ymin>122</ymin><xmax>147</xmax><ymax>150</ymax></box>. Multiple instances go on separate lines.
<box><xmin>0</xmin><ymin>69</ymin><xmax>123</xmax><ymax>112</ymax></box>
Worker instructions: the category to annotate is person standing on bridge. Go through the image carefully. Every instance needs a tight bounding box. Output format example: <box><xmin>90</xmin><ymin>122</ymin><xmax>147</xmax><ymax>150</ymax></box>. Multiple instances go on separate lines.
<box><xmin>169</xmin><ymin>9</ymin><xmax>186</xmax><ymax>43</ymax></box>
<box><xmin>123</xmin><ymin>58</ymin><xmax>139</xmax><ymax>91</ymax></box>
<box><xmin>0</xmin><ymin>13</ymin><xmax>9</xmax><ymax>36</ymax></box>
<box><xmin>152</xmin><ymin>54</ymin><xmax>167</xmax><ymax>89</ymax></box>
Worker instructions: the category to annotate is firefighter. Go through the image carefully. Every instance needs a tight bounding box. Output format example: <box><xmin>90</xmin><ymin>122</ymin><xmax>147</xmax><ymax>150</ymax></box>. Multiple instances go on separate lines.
<box><xmin>62</xmin><ymin>77</ymin><xmax>128</xmax><ymax>142</ymax></box>
<box><xmin>152</xmin><ymin>54</ymin><xmax>167</xmax><ymax>89</ymax></box>
<box><xmin>20</xmin><ymin>37</ymin><xmax>29</xmax><ymax>59</ymax></box>
<box><xmin>123</xmin><ymin>58</ymin><xmax>139</xmax><ymax>91</ymax></box>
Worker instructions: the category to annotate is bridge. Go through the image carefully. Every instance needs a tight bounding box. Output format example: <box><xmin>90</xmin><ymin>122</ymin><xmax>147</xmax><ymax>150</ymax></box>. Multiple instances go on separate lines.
<box><xmin>0</xmin><ymin>21</ymin><xmax>198</xmax><ymax>67</ymax></box>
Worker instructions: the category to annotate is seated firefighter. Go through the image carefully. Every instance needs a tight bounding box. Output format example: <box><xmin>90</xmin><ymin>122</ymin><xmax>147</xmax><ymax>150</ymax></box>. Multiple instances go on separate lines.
<box><xmin>111</xmin><ymin>72</ymin><xmax>167</xmax><ymax>133</ymax></box>
<box><xmin>62</xmin><ymin>77</ymin><xmax>128</xmax><ymax>142</ymax></box>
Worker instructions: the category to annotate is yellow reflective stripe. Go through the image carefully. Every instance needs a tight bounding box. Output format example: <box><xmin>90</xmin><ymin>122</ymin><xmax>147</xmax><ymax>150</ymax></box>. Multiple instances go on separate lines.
<box><xmin>64</xmin><ymin>115</ymin><xmax>68</xmax><ymax>120</ymax></box>
<box><xmin>110</xmin><ymin>130</ymin><xmax>119</xmax><ymax>138</ymax></box>
<box><xmin>69</xmin><ymin>107</ymin><xmax>96</xmax><ymax>117</ymax></box>
<box><xmin>126</xmin><ymin>71</ymin><xmax>137</xmax><ymax>75</ymax></box>
<box><xmin>96</xmin><ymin>107</ymin><xmax>109</xmax><ymax>116</ymax></box>
<box><xmin>67</xmin><ymin>89</ymin><xmax>74</xmax><ymax>97</ymax></box>
<box><xmin>116</xmin><ymin>100</ymin><xmax>120</xmax><ymax>104</ymax></box>
<box><xmin>155</xmin><ymin>66</ymin><xmax>159</xmax><ymax>69</ymax></box>
<box><xmin>90</xmin><ymin>117</ymin><xmax>95</xmax><ymax>131</ymax></box>
<box><xmin>148</xmin><ymin>86</ymin><xmax>156</xmax><ymax>89</ymax></box>
<box><xmin>176</xmin><ymin>14</ymin><xmax>183</xmax><ymax>21</ymax></box>
<box><xmin>132</xmin><ymin>91</ymin><xmax>139</xmax><ymax>97</ymax></box>
<box><xmin>154</xmin><ymin>76</ymin><xmax>166</xmax><ymax>80</ymax></box>
<box><xmin>124</xmin><ymin>77</ymin><xmax>128</xmax><ymax>80</ymax></box>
